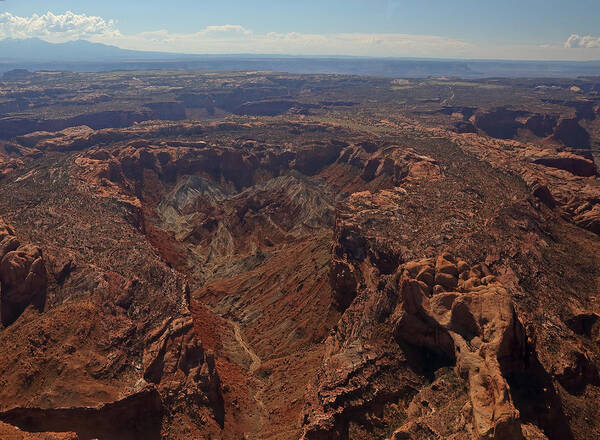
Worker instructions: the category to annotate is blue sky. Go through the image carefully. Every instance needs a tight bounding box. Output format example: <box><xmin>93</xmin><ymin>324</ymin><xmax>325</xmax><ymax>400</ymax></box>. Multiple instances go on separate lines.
<box><xmin>1</xmin><ymin>1</ymin><xmax>600</xmax><ymax>60</ymax></box>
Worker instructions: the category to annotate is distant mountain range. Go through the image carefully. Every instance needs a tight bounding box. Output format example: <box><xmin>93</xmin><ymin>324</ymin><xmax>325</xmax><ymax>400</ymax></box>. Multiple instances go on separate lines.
<box><xmin>1</xmin><ymin>38</ymin><xmax>599</xmax><ymax>78</ymax></box>
<box><xmin>0</xmin><ymin>38</ymin><xmax>183</xmax><ymax>62</ymax></box>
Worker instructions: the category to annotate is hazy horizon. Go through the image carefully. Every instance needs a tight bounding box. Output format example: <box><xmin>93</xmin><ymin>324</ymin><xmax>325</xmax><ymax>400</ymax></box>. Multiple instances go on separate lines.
<box><xmin>1</xmin><ymin>1</ymin><xmax>600</xmax><ymax>61</ymax></box>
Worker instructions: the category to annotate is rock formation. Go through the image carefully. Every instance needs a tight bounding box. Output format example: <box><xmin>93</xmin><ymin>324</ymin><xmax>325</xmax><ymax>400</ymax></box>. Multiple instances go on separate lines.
<box><xmin>1</xmin><ymin>71</ymin><xmax>600</xmax><ymax>440</ymax></box>
<box><xmin>549</xmin><ymin>118</ymin><xmax>590</xmax><ymax>149</ymax></box>
<box><xmin>472</xmin><ymin>108</ymin><xmax>525</xmax><ymax>139</ymax></box>
<box><xmin>392</xmin><ymin>254</ymin><xmax>526</xmax><ymax>440</ymax></box>
<box><xmin>0</xmin><ymin>218</ymin><xmax>47</xmax><ymax>327</ymax></box>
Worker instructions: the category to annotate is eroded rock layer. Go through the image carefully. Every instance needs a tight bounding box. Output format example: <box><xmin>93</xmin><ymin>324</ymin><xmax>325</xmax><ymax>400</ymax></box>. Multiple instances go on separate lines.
<box><xmin>0</xmin><ymin>74</ymin><xmax>599</xmax><ymax>440</ymax></box>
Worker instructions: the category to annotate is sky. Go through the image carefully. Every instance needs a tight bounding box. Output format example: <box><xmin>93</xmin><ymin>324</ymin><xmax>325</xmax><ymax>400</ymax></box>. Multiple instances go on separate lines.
<box><xmin>0</xmin><ymin>0</ymin><xmax>599</xmax><ymax>60</ymax></box>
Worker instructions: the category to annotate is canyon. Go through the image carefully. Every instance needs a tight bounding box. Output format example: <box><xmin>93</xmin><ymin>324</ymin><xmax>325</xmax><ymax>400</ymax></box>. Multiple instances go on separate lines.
<box><xmin>0</xmin><ymin>71</ymin><xmax>599</xmax><ymax>439</ymax></box>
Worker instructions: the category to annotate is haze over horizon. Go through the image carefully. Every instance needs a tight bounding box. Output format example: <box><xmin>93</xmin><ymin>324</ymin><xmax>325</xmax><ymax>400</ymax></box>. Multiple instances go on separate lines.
<box><xmin>1</xmin><ymin>0</ymin><xmax>600</xmax><ymax>61</ymax></box>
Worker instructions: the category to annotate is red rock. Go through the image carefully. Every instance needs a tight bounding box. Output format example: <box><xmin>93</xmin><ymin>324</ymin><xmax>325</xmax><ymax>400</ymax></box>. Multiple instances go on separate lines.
<box><xmin>530</xmin><ymin>181</ymin><xmax>556</xmax><ymax>208</ymax></box>
<box><xmin>549</xmin><ymin>118</ymin><xmax>590</xmax><ymax>148</ymax></box>
<box><xmin>434</xmin><ymin>272</ymin><xmax>458</xmax><ymax>290</ymax></box>
<box><xmin>472</xmin><ymin>108</ymin><xmax>524</xmax><ymax>139</ymax></box>
<box><xmin>0</xmin><ymin>219</ymin><xmax>47</xmax><ymax>327</ymax></box>
<box><xmin>532</xmin><ymin>153</ymin><xmax>596</xmax><ymax>177</ymax></box>
<box><xmin>1</xmin><ymin>106</ymin><xmax>600</xmax><ymax>440</ymax></box>
<box><xmin>524</xmin><ymin>114</ymin><xmax>557</xmax><ymax>137</ymax></box>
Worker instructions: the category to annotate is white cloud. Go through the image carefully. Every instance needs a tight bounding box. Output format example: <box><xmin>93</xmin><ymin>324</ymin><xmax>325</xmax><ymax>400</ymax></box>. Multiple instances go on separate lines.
<box><xmin>0</xmin><ymin>10</ymin><xmax>472</xmax><ymax>57</ymax></box>
<box><xmin>198</xmin><ymin>25</ymin><xmax>252</xmax><ymax>36</ymax></box>
<box><xmin>565</xmin><ymin>34</ymin><xmax>600</xmax><ymax>49</ymax></box>
<box><xmin>0</xmin><ymin>11</ymin><xmax>119</xmax><ymax>42</ymax></box>
<box><xmin>94</xmin><ymin>30</ymin><xmax>473</xmax><ymax>58</ymax></box>
<box><xmin>1</xmin><ymin>11</ymin><xmax>600</xmax><ymax>60</ymax></box>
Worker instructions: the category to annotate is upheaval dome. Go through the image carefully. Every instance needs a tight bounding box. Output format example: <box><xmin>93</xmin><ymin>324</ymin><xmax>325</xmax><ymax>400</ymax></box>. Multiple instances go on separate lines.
<box><xmin>0</xmin><ymin>70</ymin><xmax>599</xmax><ymax>440</ymax></box>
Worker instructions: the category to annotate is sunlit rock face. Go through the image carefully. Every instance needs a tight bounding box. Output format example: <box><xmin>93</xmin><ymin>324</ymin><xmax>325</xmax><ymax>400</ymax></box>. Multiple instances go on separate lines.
<box><xmin>0</xmin><ymin>71</ymin><xmax>600</xmax><ymax>440</ymax></box>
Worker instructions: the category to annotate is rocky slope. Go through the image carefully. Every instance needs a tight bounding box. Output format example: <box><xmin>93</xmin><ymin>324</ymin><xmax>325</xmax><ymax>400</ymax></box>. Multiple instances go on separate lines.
<box><xmin>0</xmin><ymin>126</ymin><xmax>226</xmax><ymax>438</ymax></box>
<box><xmin>300</xmin><ymin>126</ymin><xmax>600</xmax><ymax>440</ymax></box>
<box><xmin>0</xmin><ymin>75</ymin><xmax>599</xmax><ymax>440</ymax></box>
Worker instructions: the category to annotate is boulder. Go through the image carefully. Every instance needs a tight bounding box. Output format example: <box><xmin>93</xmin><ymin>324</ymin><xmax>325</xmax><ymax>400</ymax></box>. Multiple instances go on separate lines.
<box><xmin>530</xmin><ymin>181</ymin><xmax>556</xmax><ymax>208</ymax></box>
